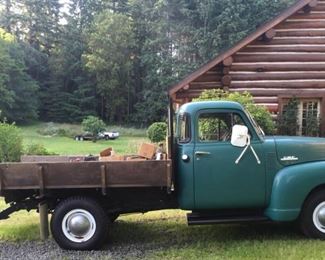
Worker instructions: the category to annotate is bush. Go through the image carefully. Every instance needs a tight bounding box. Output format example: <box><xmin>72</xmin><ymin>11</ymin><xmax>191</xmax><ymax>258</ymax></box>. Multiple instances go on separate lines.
<box><xmin>37</xmin><ymin>122</ymin><xmax>58</xmax><ymax>136</ymax></box>
<box><xmin>194</xmin><ymin>89</ymin><xmax>275</xmax><ymax>135</ymax></box>
<box><xmin>277</xmin><ymin>97</ymin><xmax>299</xmax><ymax>136</ymax></box>
<box><xmin>24</xmin><ymin>143</ymin><xmax>57</xmax><ymax>156</ymax></box>
<box><xmin>147</xmin><ymin>122</ymin><xmax>167</xmax><ymax>143</ymax></box>
<box><xmin>0</xmin><ymin>121</ymin><xmax>23</xmax><ymax>162</ymax></box>
<box><xmin>82</xmin><ymin>116</ymin><xmax>106</xmax><ymax>141</ymax></box>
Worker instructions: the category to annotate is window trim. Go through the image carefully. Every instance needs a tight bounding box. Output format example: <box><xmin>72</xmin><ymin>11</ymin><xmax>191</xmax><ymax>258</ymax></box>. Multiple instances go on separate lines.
<box><xmin>195</xmin><ymin>109</ymin><xmax>257</xmax><ymax>144</ymax></box>
<box><xmin>177</xmin><ymin>112</ymin><xmax>191</xmax><ymax>144</ymax></box>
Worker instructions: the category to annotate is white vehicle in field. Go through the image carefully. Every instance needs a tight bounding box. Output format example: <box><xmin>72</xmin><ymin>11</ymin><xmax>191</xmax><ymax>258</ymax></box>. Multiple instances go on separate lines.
<box><xmin>98</xmin><ymin>131</ymin><xmax>120</xmax><ymax>140</ymax></box>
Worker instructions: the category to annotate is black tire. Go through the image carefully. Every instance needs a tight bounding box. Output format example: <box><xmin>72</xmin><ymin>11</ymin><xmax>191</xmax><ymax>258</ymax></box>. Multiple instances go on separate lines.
<box><xmin>51</xmin><ymin>197</ymin><xmax>109</xmax><ymax>250</ymax></box>
<box><xmin>300</xmin><ymin>190</ymin><xmax>325</xmax><ymax>239</ymax></box>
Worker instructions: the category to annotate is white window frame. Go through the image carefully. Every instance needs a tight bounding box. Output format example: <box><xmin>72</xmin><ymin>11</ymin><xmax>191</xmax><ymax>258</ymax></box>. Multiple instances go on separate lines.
<box><xmin>297</xmin><ymin>99</ymin><xmax>321</xmax><ymax>136</ymax></box>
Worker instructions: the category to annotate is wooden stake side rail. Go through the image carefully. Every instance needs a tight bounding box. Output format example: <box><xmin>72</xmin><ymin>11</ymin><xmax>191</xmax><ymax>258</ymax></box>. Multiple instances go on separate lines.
<box><xmin>0</xmin><ymin>160</ymin><xmax>172</xmax><ymax>193</ymax></box>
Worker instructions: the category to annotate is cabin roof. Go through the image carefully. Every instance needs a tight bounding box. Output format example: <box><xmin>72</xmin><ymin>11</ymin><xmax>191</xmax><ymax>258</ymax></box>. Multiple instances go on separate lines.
<box><xmin>168</xmin><ymin>0</ymin><xmax>315</xmax><ymax>97</ymax></box>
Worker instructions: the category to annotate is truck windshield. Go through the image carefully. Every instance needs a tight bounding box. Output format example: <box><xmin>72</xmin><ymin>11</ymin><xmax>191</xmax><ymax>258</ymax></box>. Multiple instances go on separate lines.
<box><xmin>245</xmin><ymin>110</ymin><xmax>265</xmax><ymax>137</ymax></box>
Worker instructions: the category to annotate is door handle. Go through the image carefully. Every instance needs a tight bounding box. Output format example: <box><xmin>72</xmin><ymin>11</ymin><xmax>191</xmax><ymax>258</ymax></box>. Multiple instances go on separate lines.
<box><xmin>195</xmin><ymin>151</ymin><xmax>211</xmax><ymax>156</ymax></box>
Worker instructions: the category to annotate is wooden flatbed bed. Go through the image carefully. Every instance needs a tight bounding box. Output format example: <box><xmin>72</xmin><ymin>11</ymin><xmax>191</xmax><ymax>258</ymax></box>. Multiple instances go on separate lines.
<box><xmin>0</xmin><ymin>159</ymin><xmax>176</xmax><ymax>248</ymax></box>
<box><xmin>0</xmin><ymin>160</ymin><xmax>172</xmax><ymax>192</ymax></box>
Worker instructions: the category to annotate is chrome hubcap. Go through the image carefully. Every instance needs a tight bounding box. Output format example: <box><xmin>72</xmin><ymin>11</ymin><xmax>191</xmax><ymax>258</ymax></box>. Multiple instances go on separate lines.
<box><xmin>313</xmin><ymin>202</ymin><xmax>325</xmax><ymax>233</ymax></box>
<box><xmin>62</xmin><ymin>209</ymin><xmax>96</xmax><ymax>243</ymax></box>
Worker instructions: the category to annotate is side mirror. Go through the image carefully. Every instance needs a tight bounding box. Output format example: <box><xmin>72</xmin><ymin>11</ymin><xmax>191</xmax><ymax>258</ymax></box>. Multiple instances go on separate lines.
<box><xmin>231</xmin><ymin>125</ymin><xmax>249</xmax><ymax>148</ymax></box>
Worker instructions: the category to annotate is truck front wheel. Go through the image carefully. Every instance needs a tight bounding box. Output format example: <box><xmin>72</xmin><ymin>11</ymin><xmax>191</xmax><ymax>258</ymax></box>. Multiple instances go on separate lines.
<box><xmin>51</xmin><ymin>197</ymin><xmax>108</xmax><ymax>250</ymax></box>
<box><xmin>300</xmin><ymin>190</ymin><xmax>325</xmax><ymax>239</ymax></box>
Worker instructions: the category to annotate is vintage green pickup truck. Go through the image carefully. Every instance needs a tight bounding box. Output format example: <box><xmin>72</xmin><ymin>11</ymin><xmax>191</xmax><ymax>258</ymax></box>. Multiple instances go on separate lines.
<box><xmin>1</xmin><ymin>101</ymin><xmax>325</xmax><ymax>250</ymax></box>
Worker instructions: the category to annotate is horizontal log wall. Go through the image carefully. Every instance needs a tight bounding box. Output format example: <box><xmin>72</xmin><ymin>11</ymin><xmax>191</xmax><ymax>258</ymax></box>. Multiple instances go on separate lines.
<box><xmin>175</xmin><ymin>0</ymin><xmax>325</xmax><ymax>119</ymax></box>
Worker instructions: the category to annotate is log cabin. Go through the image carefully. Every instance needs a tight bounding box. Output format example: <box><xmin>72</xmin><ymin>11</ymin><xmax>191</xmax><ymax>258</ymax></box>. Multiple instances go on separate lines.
<box><xmin>169</xmin><ymin>0</ymin><xmax>325</xmax><ymax>136</ymax></box>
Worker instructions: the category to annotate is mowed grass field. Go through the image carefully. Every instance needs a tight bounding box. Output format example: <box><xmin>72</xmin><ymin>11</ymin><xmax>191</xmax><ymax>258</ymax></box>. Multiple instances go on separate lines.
<box><xmin>1</xmin><ymin>123</ymin><xmax>325</xmax><ymax>258</ymax></box>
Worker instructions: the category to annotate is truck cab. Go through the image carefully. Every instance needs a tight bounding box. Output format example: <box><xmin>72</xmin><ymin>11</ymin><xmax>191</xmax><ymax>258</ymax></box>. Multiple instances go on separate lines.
<box><xmin>175</xmin><ymin>101</ymin><xmax>325</xmax><ymax>235</ymax></box>
<box><xmin>175</xmin><ymin>101</ymin><xmax>268</xmax><ymax>210</ymax></box>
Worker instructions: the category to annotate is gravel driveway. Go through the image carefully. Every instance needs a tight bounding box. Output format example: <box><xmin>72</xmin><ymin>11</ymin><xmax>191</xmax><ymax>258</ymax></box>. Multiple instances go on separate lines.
<box><xmin>0</xmin><ymin>239</ymin><xmax>160</xmax><ymax>260</ymax></box>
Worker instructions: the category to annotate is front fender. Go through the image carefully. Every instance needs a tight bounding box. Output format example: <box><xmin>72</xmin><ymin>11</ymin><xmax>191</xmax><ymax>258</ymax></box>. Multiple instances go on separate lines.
<box><xmin>265</xmin><ymin>161</ymin><xmax>325</xmax><ymax>221</ymax></box>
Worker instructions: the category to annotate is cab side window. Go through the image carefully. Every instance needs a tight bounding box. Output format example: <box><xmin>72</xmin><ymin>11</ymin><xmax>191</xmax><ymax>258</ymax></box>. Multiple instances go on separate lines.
<box><xmin>198</xmin><ymin>112</ymin><xmax>245</xmax><ymax>142</ymax></box>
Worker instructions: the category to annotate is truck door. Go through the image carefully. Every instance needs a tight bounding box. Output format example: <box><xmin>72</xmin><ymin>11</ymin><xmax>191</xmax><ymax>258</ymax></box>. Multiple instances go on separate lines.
<box><xmin>193</xmin><ymin>109</ymin><xmax>265</xmax><ymax>209</ymax></box>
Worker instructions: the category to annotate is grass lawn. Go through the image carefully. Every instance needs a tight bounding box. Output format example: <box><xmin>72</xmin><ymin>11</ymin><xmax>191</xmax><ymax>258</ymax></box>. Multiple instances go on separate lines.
<box><xmin>1</xmin><ymin>123</ymin><xmax>325</xmax><ymax>258</ymax></box>
<box><xmin>21</xmin><ymin>123</ymin><xmax>147</xmax><ymax>155</ymax></box>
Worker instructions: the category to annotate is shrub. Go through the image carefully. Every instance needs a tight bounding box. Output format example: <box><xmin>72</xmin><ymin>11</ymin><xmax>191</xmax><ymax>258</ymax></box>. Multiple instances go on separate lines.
<box><xmin>0</xmin><ymin>121</ymin><xmax>23</xmax><ymax>162</ymax></box>
<box><xmin>277</xmin><ymin>97</ymin><xmax>299</xmax><ymax>136</ymax></box>
<box><xmin>147</xmin><ymin>122</ymin><xmax>167</xmax><ymax>143</ymax></box>
<box><xmin>24</xmin><ymin>143</ymin><xmax>57</xmax><ymax>156</ymax></box>
<box><xmin>82</xmin><ymin>116</ymin><xmax>106</xmax><ymax>141</ymax></box>
<box><xmin>194</xmin><ymin>89</ymin><xmax>275</xmax><ymax>135</ymax></box>
<box><xmin>37</xmin><ymin>122</ymin><xmax>58</xmax><ymax>136</ymax></box>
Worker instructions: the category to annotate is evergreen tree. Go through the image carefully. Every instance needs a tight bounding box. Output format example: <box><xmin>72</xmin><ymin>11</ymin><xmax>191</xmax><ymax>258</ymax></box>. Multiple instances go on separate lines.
<box><xmin>0</xmin><ymin>28</ymin><xmax>39</xmax><ymax>122</ymax></box>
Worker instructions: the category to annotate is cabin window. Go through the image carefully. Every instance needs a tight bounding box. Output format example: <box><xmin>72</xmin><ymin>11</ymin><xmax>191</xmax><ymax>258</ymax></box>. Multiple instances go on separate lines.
<box><xmin>198</xmin><ymin>112</ymin><xmax>245</xmax><ymax>142</ymax></box>
<box><xmin>299</xmin><ymin>100</ymin><xmax>321</xmax><ymax>136</ymax></box>
<box><xmin>281</xmin><ymin>99</ymin><xmax>321</xmax><ymax>136</ymax></box>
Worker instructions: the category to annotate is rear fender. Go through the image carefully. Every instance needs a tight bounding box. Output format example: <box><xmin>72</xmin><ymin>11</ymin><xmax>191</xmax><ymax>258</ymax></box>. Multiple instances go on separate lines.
<box><xmin>265</xmin><ymin>161</ymin><xmax>325</xmax><ymax>221</ymax></box>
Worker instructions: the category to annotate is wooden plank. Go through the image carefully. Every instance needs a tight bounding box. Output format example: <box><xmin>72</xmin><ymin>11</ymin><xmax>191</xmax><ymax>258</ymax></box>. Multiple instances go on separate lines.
<box><xmin>253</xmin><ymin>97</ymin><xmax>279</xmax><ymax>103</ymax></box>
<box><xmin>0</xmin><ymin>161</ymin><xmax>170</xmax><ymax>190</ymax></box>
<box><xmin>230</xmin><ymin>88</ymin><xmax>325</xmax><ymax>96</ymax></box>
<box><xmin>277</xmin><ymin>19</ymin><xmax>325</xmax><ymax>29</ymax></box>
<box><xmin>276</xmin><ymin>29</ymin><xmax>325</xmax><ymax>37</ymax></box>
<box><xmin>262</xmin><ymin>104</ymin><xmax>279</xmax><ymax>112</ymax></box>
<box><xmin>193</xmin><ymin>74</ymin><xmax>222</xmax><ymax>83</ymax></box>
<box><xmin>231</xmin><ymin>62</ymin><xmax>325</xmax><ymax>72</ymax></box>
<box><xmin>232</xmin><ymin>79</ymin><xmax>325</xmax><ymax>88</ymax></box>
<box><xmin>235</xmin><ymin>52</ymin><xmax>325</xmax><ymax>62</ymax></box>
<box><xmin>242</xmin><ymin>44</ymin><xmax>325</xmax><ymax>52</ymax></box>
<box><xmin>38</xmin><ymin>166</ymin><xmax>45</xmax><ymax>197</ymax></box>
<box><xmin>291</xmin><ymin>12</ymin><xmax>325</xmax><ymax>19</ymax></box>
<box><xmin>189</xmin><ymin>82</ymin><xmax>222</xmax><ymax>89</ymax></box>
<box><xmin>176</xmin><ymin>88</ymin><xmax>325</xmax><ymax>99</ymax></box>
<box><xmin>101</xmin><ymin>165</ymin><xmax>107</xmax><ymax>196</ymax></box>
<box><xmin>230</xmin><ymin>72</ymin><xmax>325</xmax><ymax>81</ymax></box>
<box><xmin>311</xmin><ymin>4</ymin><xmax>325</xmax><ymax>11</ymax></box>
<box><xmin>254</xmin><ymin>37</ymin><xmax>325</xmax><ymax>45</ymax></box>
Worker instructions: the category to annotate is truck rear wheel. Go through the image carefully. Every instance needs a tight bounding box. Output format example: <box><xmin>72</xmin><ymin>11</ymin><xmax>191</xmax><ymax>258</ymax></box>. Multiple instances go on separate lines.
<box><xmin>300</xmin><ymin>190</ymin><xmax>325</xmax><ymax>239</ymax></box>
<box><xmin>51</xmin><ymin>197</ymin><xmax>108</xmax><ymax>250</ymax></box>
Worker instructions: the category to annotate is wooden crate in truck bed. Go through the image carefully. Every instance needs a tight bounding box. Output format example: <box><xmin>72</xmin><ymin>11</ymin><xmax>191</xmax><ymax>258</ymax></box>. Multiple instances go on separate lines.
<box><xmin>0</xmin><ymin>160</ymin><xmax>172</xmax><ymax>192</ymax></box>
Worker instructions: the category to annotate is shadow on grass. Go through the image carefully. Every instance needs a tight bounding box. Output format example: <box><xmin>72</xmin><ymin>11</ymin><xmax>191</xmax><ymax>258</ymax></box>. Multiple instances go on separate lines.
<box><xmin>106</xmin><ymin>218</ymin><xmax>304</xmax><ymax>248</ymax></box>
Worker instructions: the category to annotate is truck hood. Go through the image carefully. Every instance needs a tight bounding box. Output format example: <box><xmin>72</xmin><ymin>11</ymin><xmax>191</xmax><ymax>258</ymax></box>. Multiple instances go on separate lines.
<box><xmin>274</xmin><ymin>136</ymin><xmax>325</xmax><ymax>166</ymax></box>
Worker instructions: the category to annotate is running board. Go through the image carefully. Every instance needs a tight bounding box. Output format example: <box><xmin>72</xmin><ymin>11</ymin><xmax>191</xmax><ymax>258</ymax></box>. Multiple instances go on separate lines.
<box><xmin>187</xmin><ymin>212</ymin><xmax>268</xmax><ymax>226</ymax></box>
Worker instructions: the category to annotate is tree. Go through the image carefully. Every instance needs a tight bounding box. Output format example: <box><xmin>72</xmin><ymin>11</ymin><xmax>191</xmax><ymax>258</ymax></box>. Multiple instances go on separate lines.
<box><xmin>81</xmin><ymin>116</ymin><xmax>106</xmax><ymax>141</ymax></box>
<box><xmin>0</xmin><ymin>28</ymin><xmax>39</xmax><ymax>122</ymax></box>
<box><xmin>0</xmin><ymin>0</ymin><xmax>295</xmax><ymax>125</ymax></box>
<box><xmin>194</xmin><ymin>89</ymin><xmax>275</xmax><ymax>135</ymax></box>
<box><xmin>85</xmin><ymin>12</ymin><xmax>135</xmax><ymax>122</ymax></box>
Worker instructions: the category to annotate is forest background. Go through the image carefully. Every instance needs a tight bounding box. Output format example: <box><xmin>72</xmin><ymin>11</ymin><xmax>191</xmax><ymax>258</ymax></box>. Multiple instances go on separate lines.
<box><xmin>0</xmin><ymin>0</ymin><xmax>294</xmax><ymax>126</ymax></box>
